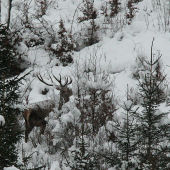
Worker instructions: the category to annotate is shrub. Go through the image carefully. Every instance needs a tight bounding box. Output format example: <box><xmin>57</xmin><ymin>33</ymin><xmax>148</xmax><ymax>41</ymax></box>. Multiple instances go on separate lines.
<box><xmin>50</xmin><ymin>19</ymin><xmax>75</xmax><ymax>66</ymax></box>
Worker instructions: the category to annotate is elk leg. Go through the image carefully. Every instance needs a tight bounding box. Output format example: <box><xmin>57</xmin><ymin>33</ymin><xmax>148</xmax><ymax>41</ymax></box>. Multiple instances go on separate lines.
<box><xmin>25</xmin><ymin>120</ymin><xmax>28</xmax><ymax>143</ymax></box>
<box><xmin>40</xmin><ymin>120</ymin><xmax>47</xmax><ymax>135</ymax></box>
<box><xmin>25</xmin><ymin>121</ymin><xmax>34</xmax><ymax>143</ymax></box>
<box><xmin>58</xmin><ymin>97</ymin><xmax>64</xmax><ymax>110</ymax></box>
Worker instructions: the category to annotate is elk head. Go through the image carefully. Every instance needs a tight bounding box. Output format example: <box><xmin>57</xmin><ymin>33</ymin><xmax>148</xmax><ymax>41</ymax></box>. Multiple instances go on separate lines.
<box><xmin>37</xmin><ymin>73</ymin><xmax>73</xmax><ymax>110</ymax></box>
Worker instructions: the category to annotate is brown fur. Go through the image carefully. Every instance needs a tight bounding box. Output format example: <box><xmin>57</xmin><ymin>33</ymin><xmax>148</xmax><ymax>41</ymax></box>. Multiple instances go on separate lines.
<box><xmin>23</xmin><ymin>100</ymin><xmax>55</xmax><ymax>142</ymax></box>
<box><xmin>58</xmin><ymin>87</ymin><xmax>73</xmax><ymax>110</ymax></box>
<box><xmin>23</xmin><ymin>74</ymin><xmax>73</xmax><ymax>142</ymax></box>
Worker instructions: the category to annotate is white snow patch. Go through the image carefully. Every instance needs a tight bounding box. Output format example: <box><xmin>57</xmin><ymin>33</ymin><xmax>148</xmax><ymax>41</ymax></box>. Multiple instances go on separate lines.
<box><xmin>0</xmin><ymin>115</ymin><xmax>5</xmax><ymax>127</ymax></box>
<box><xmin>50</xmin><ymin>161</ymin><xmax>61</xmax><ymax>170</ymax></box>
<box><xmin>122</xmin><ymin>100</ymin><xmax>133</xmax><ymax>111</ymax></box>
<box><xmin>4</xmin><ymin>166</ymin><xmax>19</xmax><ymax>170</ymax></box>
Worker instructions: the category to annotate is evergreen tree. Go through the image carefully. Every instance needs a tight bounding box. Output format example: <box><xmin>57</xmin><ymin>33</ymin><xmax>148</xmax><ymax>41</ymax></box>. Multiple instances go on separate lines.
<box><xmin>116</xmin><ymin>99</ymin><xmax>138</xmax><ymax>169</ymax></box>
<box><xmin>78</xmin><ymin>0</ymin><xmax>97</xmax><ymax>23</ymax></box>
<box><xmin>79</xmin><ymin>0</ymin><xmax>99</xmax><ymax>46</ymax></box>
<box><xmin>68</xmin><ymin>128</ymin><xmax>97</xmax><ymax>170</ymax></box>
<box><xmin>85</xmin><ymin>19</ymin><xmax>100</xmax><ymax>46</ymax></box>
<box><xmin>126</xmin><ymin>0</ymin><xmax>138</xmax><ymax>24</ymax></box>
<box><xmin>51</xmin><ymin>19</ymin><xmax>74</xmax><ymax>66</ymax></box>
<box><xmin>0</xmin><ymin>25</ymin><xmax>23</xmax><ymax>168</ymax></box>
<box><xmin>109</xmin><ymin>0</ymin><xmax>121</xmax><ymax>17</ymax></box>
<box><xmin>134</xmin><ymin>39</ymin><xmax>170</xmax><ymax>169</ymax></box>
<box><xmin>35</xmin><ymin>0</ymin><xmax>48</xmax><ymax>17</ymax></box>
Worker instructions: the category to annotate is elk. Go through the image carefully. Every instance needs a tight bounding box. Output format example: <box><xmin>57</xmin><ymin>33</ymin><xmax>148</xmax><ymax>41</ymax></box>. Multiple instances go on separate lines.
<box><xmin>23</xmin><ymin>100</ymin><xmax>55</xmax><ymax>142</ymax></box>
<box><xmin>23</xmin><ymin>74</ymin><xmax>73</xmax><ymax>142</ymax></box>
<box><xmin>37</xmin><ymin>73</ymin><xmax>73</xmax><ymax>110</ymax></box>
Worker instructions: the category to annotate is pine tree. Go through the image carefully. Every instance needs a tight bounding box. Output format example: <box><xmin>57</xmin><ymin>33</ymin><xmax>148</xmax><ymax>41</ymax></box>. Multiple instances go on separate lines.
<box><xmin>78</xmin><ymin>0</ymin><xmax>97</xmax><ymax>23</ymax></box>
<box><xmin>68</xmin><ymin>128</ymin><xmax>97</xmax><ymax>170</ymax></box>
<box><xmin>77</xmin><ymin>0</ymin><xmax>99</xmax><ymax>47</ymax></box>
<box><xmin>0</xmin><ymin>26</ymin><xmax>23</xmax><ymax>168</ymax></box>
<box><xmin>116</xmin><ymin>99</ymin><xmax>138</xmax><ymax>169</ymax></box>
<box><xmin>134</xmin><ymin>39</ymin><xmax>170</xmax><ymax>169</ymax></box>
<box><xmin>51</xmin><ymin>19</ymin><xmax>74</xmax><ymax>66</ymax></box>
<box><xmin>86</xmin><ymin>19</ymin><xmax>100</xmax><ymax>46</ymax></box>
<box><xmin>126</xmin><ymin>0</ymin><xmax>138</xmax><ymax>24</ymax></box>
<box><xmin>109</xmin><ymin>0</ymin><xmax>121</xmax><ymax>17</ymax></box>
<box><xmin>35</xmin><ymin>0</ymin><xmax>48</xmax><ymax>17</ymax></box>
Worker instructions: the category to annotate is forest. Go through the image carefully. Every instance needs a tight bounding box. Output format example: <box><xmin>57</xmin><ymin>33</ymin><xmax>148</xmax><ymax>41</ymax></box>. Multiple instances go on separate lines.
<box><xmin>1</xmin><ymin>0</ymin><xmax>170</xmax><ymax>169</ymax></box>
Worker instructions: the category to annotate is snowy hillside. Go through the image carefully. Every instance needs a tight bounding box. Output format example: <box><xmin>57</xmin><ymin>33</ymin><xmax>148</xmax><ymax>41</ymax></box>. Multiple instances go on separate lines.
<box><xmin>2</xmin><ymin>0</ymin><xmax>170</xmax><ymax>169</ymax></box>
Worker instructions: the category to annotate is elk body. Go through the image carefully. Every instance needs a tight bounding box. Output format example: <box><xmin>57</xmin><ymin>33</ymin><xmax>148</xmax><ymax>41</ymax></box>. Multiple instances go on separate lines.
<box><xmin>23</xmin><ymin>100</ymin><xmax>55</xmax><ymax>142</ymax></box>
<box><xmin>23</xmin><ymin>74</ymin><xmax>73</xmax><ymax>142</ymax></box>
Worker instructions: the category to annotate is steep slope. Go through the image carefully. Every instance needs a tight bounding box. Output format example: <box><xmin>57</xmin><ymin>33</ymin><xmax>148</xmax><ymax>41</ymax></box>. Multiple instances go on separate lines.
<box><xmin>2</xmin><ymin>0</ymin><xmax>170</xmax><ymax>169</ymax></box>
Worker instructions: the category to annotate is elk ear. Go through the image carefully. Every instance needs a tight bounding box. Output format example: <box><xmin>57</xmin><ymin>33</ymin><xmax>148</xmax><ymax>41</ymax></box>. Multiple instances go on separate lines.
<box><xmin>55</xmin><ymin>85</ymin><xmax>61</xmax><ymax>91</ymax></box>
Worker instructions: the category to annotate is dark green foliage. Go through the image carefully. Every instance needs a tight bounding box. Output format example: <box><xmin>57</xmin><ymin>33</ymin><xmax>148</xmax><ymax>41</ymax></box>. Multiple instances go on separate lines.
<box><xmin>78</xmin><ymin>0</ymin><xmax>97</xmax><ymax>23</ymax></box>
<box><xmin>126</xmin><ymin>0</ymin><xmax>138</xmax><ymax>24</ymax></box>
<box><xmin>0</xmin><ymin>26</ymin><xmax>21</xmax><ymax>77</ymax></box>
<box><xmin>133</xmin><ymin>39</ymin><xmax>170</xmax><ymax>169</ymax></box>
<box><xmin>109</xmin><ymin>0</ymin><xmax>121</xmax><ymax>17</ymax></box>
<box><xmin>104</xmin><ymin>96</ymin><xmax>139</xmax><ymax>169</ymax></box>
<box><xmin>0</xmin><ymin>25</ymin><xmax>23</xmax><ymax>168</ymax></box>
<box><xmin>77</xmin><ymin>0</ymin><xmax>99</xmax><ymax>46</ymax></box>
<box><xmin>85</xmin><ymin>19</ymin><xmax>100</xmax><ymax>46</ymax></box>
<box><xmin>71</xmin><ymin>139</ymin><xmax>96</xmax><ymax>169</ymax></box>
<box><xmin>36</xmin><ymin>0</ymin><xmax>48</xmax><ymax>17</ymax></box>
<box><xmin>51</xmin><ymin>19</ymin><xmax>74</xmax><ymax>66</ymax></box>
<box><xmin>133</xmin><ymin>0</ymin><xmax>143</xmax><ymax>3</ymax></box>
<box><xmin>116</xmin><ymin>101</ymin><xmax>138</xmax><ymax>167</ymax></box>
<box><xmin>77</xmin><ymin>88</ymin><xmax>115</xmax><ymax>135</ymax></box>
<box><xmin>66</xmin><ymin>126</ymin><xmax>100</xmax><ymax>170</ymax></box>
<box><xmin>99</xmin><ymin>148</ymin><xmax>121</xmax><ymax>168</ymax></box>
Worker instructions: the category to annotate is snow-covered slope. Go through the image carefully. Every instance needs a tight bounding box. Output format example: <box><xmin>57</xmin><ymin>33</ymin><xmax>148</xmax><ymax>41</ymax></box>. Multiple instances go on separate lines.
<box><xmin>2</xmin><ymin>0</ymin><xmax>170</xmax><ymax>169</ymax></box>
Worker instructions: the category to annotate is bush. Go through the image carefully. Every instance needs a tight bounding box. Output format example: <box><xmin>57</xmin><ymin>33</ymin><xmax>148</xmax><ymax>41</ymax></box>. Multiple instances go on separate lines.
<box><xmin>50</xmin><ymin>19</ymin><xmax>75</xmax><ymax>66</ymax></box>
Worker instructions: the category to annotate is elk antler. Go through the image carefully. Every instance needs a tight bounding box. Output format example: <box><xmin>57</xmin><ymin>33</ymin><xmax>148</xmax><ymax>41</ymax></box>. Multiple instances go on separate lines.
<box><xmin>52</xmin><ymin>74</ymin><xmax>72</xmax><ymax>87</ymax></box>
<box><xmin>37</xmin><ymin>74</ymin><xmax>54</xmax><ymax>86</ymax></box>
<box><xmin>37</xmin><ymin>73</ymin><xmax>72</xmax><ymax>87</ymax></box>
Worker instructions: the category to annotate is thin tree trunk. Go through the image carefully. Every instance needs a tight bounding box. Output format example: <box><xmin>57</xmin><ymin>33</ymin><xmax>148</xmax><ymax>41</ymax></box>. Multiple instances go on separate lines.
<box><xmin>7</xmin><ymin>0</ymin><xmax>12</xmax><ymax>29</ymax></box>
<box><xmin>0</xmin><ymin>0</ymin><xmax>1</xmax><ymax>25</ymax></box>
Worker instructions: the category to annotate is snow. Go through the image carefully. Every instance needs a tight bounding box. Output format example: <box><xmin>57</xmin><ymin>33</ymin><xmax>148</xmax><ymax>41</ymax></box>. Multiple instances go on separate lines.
<box><xmin>50</xmin><ymin>161</ymin><xmax>61</xmax><ymax>170</ymax></box>
<box><xmin>0</xmin><ymin>115</ymin><xmax>5</xmax><ymax>127</ymax></box>
<box><xmin>2</xmin><ymin>0</ymin><xmax>170</xmax><ymax>169</ymax></box>
<box><xmin>4</xmin><ymin>166</ymin><xmax>19</xmax><ymax>170</ymax></box>
<box><xmin>122</xmin><ymin>100</ymin><xmax>133</xmax><ymax>111</ymax></box>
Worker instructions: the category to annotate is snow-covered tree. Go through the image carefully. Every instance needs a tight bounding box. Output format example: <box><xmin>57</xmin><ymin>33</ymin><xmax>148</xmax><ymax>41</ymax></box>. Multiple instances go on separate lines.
<box><xmin>50</xmin><ymin>19</ymin><xmax>75</xmax><ymax>66</ymax></box>
<box><xmin>77</xmin><ymin>0</ymin><xmax>100</xmax><ymax>47</ymax></box>
<box><xmin>126</xmin><ymin>0</ymin><xmax>138</xmax><ymax>24</ymax></box>
<box><xmin>78</xmin><ymin>0</ymin><xmax>97</xmax><ymax>23</ymax></box>
<box><xmin>73</xmin><ymin>53</ymin><xmax>116</xmax><ymax>134</ymax></box>
<box><xmin>133</xmin><ymin>40</ymin><xmax>170</xmax><ymax>169</ymax></box>
<box><xmin>0</xmin><ymin>25</ymin><xmax>23</xmax><ymax>168</ymax></box>
<box><xmin>109</xmin><ymin>0</ymin><xmax>121</xmax><ymax>17</ymax></box>
<box><xmin>35</xmin><ymin>0</ymin><xmax>48</xmax><ymax>17</ymax></box>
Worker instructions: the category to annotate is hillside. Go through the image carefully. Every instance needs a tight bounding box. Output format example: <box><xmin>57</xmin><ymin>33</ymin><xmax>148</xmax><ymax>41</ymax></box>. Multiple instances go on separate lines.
<box><xmin>2</xmin><ymin>0</ymin><xmax>170</xmax><ymax>169</ymax></box>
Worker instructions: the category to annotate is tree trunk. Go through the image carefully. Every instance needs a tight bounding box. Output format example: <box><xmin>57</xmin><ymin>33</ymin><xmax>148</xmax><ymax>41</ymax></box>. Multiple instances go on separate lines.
<box><xmin>7</xmin><ymin>0</ymin><xmax>12</xmax><ymax>29</ymax></box>
<box><xmin>0</xmin><ymin>0</ymin><xmax>1</xmax><ymax>25</ymax></box>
